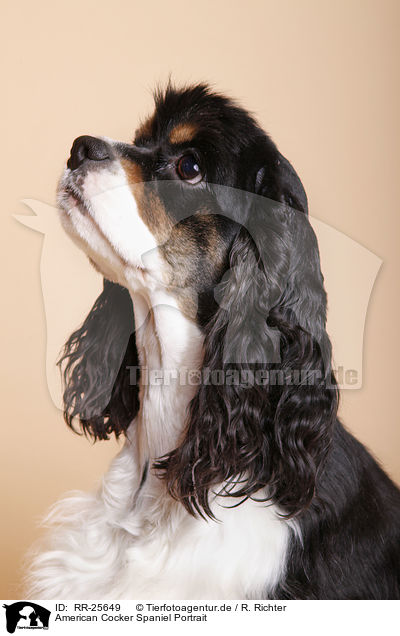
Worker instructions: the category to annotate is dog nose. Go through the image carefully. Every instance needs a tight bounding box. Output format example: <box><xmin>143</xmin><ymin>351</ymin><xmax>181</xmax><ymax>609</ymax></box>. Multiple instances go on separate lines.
<box><xmin>67</xmin><ymin>135</ymin><xmax>110</xmax><ymax>171</ymax></box>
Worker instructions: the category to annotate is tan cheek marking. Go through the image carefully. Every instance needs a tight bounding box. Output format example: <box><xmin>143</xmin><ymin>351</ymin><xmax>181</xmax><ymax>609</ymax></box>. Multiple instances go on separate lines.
<box><xmin>121</xmin><ymin>162</ymin><xmax>200</xmax><ymax>321</ymax></box>
<box><xmin>169</xmin><ymin>122</ymin><xmax>198</xmax><ymax>145</ymax></box>
<box><xmin>120</xmin><ymin>159</ymin><xmax>225</xmax><ymax>323</ymax></box>
<box><xmin>160</xmin><ymin>214</ymin><xmax>228</xmax><ymax>321</ymax></box>
<box><xmin>161</xmin><ymin>226</ymin><xmax>200</xmax><ymax>320</ymax></box>
<box><xmin>120</xmin><ymin>159</ymin><xmax>173</xmax><ymax>244</ymax></box>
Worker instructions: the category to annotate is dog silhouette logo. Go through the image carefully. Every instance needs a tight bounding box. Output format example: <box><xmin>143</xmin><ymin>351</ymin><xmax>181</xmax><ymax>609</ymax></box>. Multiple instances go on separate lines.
<box><xmin>2</xmin><ymin>602</ymin><xmax>50</xmax><ymax>633</ymax></box>
<box><xmin>15</xmin><ymin>198</ymin><xmax>382</xmax><ymax>394</ymax></box>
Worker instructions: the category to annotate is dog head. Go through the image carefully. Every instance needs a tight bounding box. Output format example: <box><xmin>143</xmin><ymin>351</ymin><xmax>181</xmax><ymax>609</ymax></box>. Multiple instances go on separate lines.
<box><xmin>58</xmin><ymin>83</ymin><xmax>337</xmax><ymax>517</ymax></box>
<box><xmin>58</xmin><ymin>84</ymin><xmax>307</xmax><ymax>309</ymax></box>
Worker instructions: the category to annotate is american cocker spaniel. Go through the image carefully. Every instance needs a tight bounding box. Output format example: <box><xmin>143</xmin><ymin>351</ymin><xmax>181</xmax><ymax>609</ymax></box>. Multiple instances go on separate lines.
<box><xmin>28</xmin><ymin>84</ymin><xmax>400</xmax><ymax>599</ymax></box>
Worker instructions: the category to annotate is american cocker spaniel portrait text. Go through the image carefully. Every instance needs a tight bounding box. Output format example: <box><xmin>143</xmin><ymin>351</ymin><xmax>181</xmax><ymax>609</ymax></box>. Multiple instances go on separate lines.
<box><xmin>27</xmin><ymin>84</ymin><xmax>400</xmax><ymax>599</ymax></box>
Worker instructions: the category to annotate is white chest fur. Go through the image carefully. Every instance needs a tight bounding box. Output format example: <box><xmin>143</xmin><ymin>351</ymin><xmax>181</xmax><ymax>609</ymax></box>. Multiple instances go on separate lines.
<box><xmin>28</xmin><ymin>431</ymin><xmax>291</xmax><ymax>599</ymax></box>
<box><xmin>104</xmin><ymin>440</ymin><xmax>291</xmax><ymax>599</ymax></box>
<box><xmin>28</xmin><ymin>289</ymin><xmax>292</xmax><ymax>599</ymax></box>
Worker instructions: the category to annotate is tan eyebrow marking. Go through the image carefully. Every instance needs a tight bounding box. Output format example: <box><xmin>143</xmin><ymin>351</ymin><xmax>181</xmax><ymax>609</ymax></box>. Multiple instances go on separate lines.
<box><xmin>169</xmin><ymin>122</ymin><xmax>198</xmax><ymax>145</ymax></box>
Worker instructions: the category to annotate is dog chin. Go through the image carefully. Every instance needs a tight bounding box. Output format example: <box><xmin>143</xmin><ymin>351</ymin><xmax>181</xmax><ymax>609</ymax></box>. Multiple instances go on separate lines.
<box><xmin>56</xmin><ymin>192</ymin><xmax>157</xmax><ymax>291</ymax></box>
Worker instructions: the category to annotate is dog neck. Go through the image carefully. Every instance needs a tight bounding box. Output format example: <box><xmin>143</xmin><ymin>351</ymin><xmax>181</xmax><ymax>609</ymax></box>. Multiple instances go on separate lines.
<box><xmin>128</xmin><ymin>286</ymin><xmax>204</xmax><ymax>469</ymax></box>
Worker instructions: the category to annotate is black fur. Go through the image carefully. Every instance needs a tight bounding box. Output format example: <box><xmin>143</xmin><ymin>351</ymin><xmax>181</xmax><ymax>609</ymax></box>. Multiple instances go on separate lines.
<box><xmin>61</xmin><ymin>83</ymin><xmax>400</xmax><ymax>598</ymax></box>
<box><xmin>59</xmin><ymin>279</ymin><xmax>138</xmax><ymax>440</ymax></box>
<box><xmin>272</xmin><ymin>425</ymin><xmax>400</xmax><ymax>599</ymax></box>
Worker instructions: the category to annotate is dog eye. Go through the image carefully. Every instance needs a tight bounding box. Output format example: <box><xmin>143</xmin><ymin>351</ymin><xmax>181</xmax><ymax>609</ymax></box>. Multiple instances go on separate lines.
<box><xmin>176</xmin><ymin>155</ymin><xmax>202</xmax><ymax>184</ymax></box>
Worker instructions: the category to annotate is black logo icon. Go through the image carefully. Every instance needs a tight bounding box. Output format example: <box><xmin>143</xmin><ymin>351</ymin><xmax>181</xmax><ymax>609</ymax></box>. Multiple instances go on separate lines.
<box><xmin>2</xmin><ymin>602</ymin><xmax>50</xmax><ymax>633</ymax></box>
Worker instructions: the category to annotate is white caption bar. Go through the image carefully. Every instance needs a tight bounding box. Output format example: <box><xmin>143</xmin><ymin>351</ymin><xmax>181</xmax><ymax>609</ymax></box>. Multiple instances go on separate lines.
<box><xmin>1</xmin><ymin>599</ymin><xmax>397</xmax><ymax>635</ymax></box>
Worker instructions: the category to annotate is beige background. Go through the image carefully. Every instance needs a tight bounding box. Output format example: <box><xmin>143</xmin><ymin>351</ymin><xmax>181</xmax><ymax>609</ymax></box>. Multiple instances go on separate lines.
<box><xmin>1</xmin><ymin>0</ymin><xmax>399</xmax><ymax>599</ymax></box>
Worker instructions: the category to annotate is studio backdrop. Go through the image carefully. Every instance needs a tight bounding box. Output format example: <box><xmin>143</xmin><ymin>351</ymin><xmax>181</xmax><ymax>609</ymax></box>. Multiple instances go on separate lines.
<box><xmin>1</xmin><ymin>0</ymin><xmax>399</xmax><ymax>598</ymax></box>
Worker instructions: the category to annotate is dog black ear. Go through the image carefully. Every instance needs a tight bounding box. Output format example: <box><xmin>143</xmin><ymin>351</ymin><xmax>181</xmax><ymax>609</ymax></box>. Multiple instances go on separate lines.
<box><xmin>252</xmin><ymin>137</ymin><xmax>308</xmax><ymax>214</ymax></box>
<box><xmin>156</xmin><ymin>200</ymin><xmax>337</xmax><ymax>519</ymax></box>
<box><xmin>58</xmin><ymin>279</ymin><xmax>140</xmax><ymax>440</ymax></box>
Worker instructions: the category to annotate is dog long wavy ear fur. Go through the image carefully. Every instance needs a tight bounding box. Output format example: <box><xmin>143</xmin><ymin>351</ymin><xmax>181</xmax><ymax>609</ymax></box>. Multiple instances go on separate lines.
<box><xmin>156</xmin><ymin>161</ymin><xmax>338</xmax><ymax>519</ymax></box>
<box><xmin>58</xmin><ymin>279</ymin><xmax>140</xmax><ymax>440</ymax></box>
